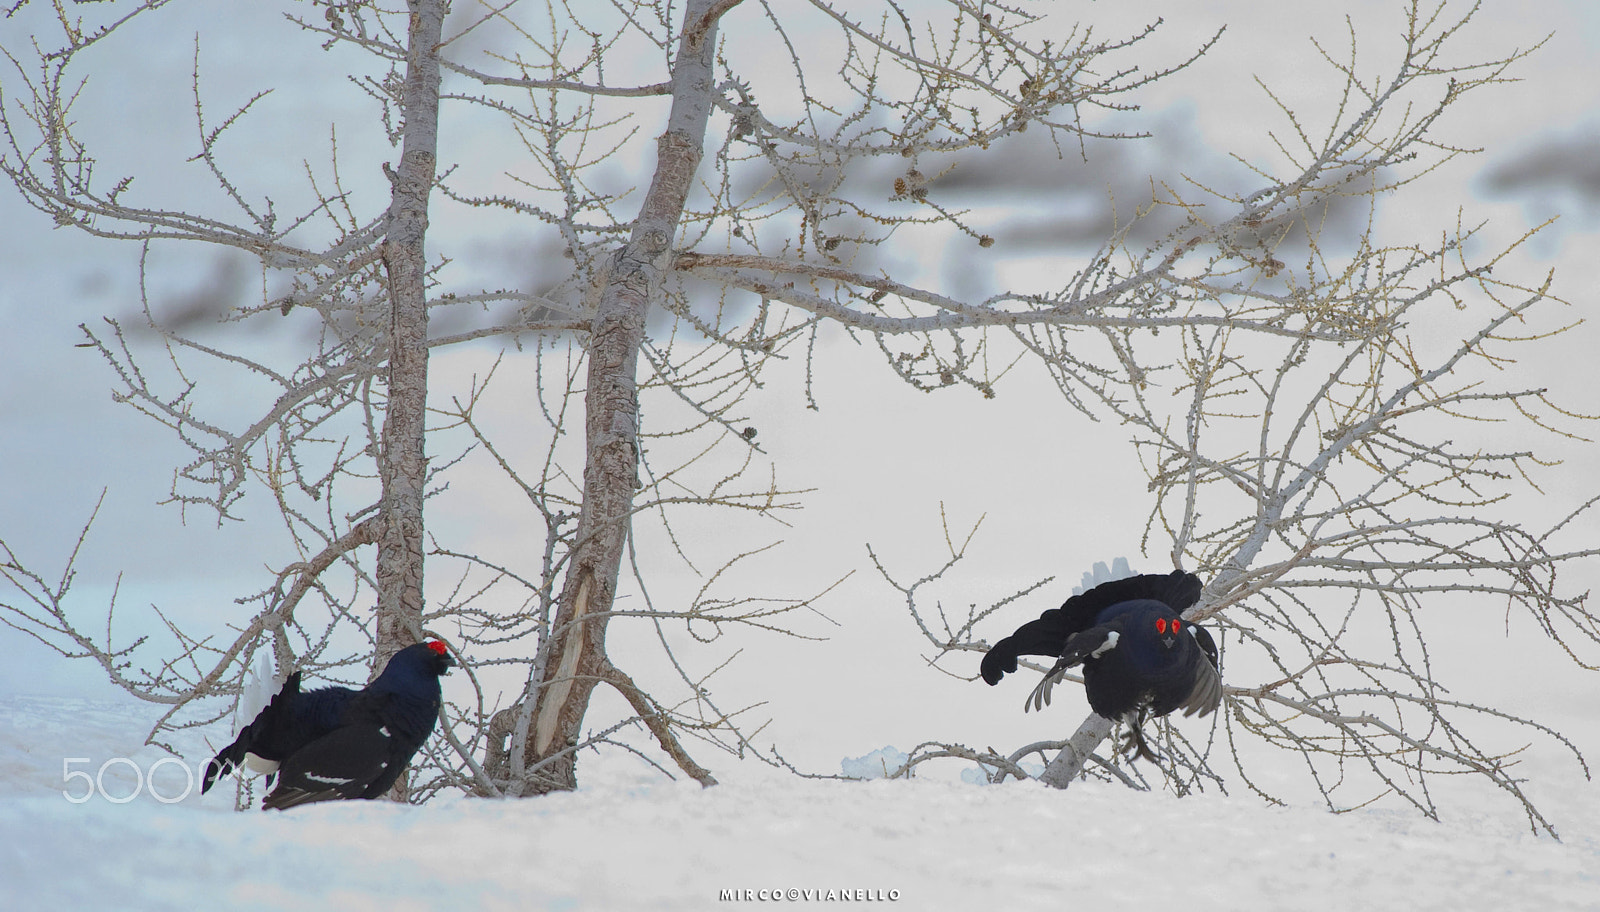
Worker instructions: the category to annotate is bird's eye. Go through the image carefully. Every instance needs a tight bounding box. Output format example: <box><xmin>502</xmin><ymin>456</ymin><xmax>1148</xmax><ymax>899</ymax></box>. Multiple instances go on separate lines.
<box><xmin>1155</xmin><ymin>618</ymin><xmax>1168</xmax><ymax>634</ymax></box>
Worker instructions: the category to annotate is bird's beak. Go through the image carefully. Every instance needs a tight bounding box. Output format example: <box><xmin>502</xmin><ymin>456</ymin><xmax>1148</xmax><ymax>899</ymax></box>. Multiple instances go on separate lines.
<box><xmin>1163</xmin><ymin>636</ymin><xmax>1175</xmax><ymax>648</ymax></box>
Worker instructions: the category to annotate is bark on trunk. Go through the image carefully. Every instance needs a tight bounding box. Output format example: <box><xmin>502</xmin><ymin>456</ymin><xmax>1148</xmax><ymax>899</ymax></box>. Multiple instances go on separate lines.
<box><xmin>508</xmin><ymin>0</ymin><xmax>735</xmax><ymax>795</ymax></box>
<box><xmin>1040</xmin><ymin>713</ymin><xmax>1114</xmax><ymax>788</ymax></box>
<box><xmin>374</xmin><ymin>0</ymin><xmax>444</xmax><ymax>672</ymax></box>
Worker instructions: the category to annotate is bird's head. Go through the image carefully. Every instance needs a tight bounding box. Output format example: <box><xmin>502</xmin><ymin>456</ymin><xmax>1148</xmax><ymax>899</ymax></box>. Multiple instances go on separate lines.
<box><xmin>371</xmin><ymin>640</ymin><xmax>455</xmax><ymax>694</ymax></box>
<box><xmin>1154</xmin><ymin>615</ymin><xmax>1182</xmax><ymax>650</ymax></box>
<box><xmin>423</xmin><ymin>639</ymin><xmax>455</xmax><ymax>676</ymax></box>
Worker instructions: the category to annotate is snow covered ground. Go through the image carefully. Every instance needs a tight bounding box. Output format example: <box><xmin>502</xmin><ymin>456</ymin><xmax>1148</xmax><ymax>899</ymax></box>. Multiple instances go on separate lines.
<box><xmin>3</xmin><ymin>693</ymin><xmax>1596</xmax><ymax>911</ymax></box>
<box><xmin>2</xmin><ymin>1</ymin><xmax>1599</xmax><ymax>909</ymax></box>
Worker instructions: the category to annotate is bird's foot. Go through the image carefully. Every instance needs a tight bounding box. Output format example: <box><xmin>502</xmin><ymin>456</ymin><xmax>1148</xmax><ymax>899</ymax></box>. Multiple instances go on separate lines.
<box><xmin>1117</xmin><ymin>725</ymin><xmax>1162</xmax><ymax>764</ymax></box>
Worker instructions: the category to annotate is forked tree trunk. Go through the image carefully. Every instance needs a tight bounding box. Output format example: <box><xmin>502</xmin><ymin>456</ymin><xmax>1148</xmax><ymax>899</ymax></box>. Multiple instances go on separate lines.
<box><xmin>374</xmin><ymin>0</ymin><xmax>445</xmax><ymax>671</ymax></box>
<box><xmin>509</xmin><ymin>0</ymin><xmax>737</xmax><ymax>794</ymax></box>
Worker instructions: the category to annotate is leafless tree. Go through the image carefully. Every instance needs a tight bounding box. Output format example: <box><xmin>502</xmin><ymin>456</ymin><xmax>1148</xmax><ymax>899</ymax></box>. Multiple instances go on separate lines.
<box><xmin>3</xmin><ymin>0</ymin><xmax>1592</xmax><ymax>820</ymax></box>
<box><xmin>868</xmin><ymin>8</ymin><xmax>1600</xmax><ymax>836</ymax></box>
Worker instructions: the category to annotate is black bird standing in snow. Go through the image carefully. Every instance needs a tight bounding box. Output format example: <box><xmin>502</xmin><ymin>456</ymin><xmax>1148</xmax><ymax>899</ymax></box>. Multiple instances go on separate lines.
<box><xmin>203</xmin><ymin>640</ymin><xmax>454</xmax><ymax>809</ymax></box>
<box><xmin>980</xmin><ymin>570</ymin><xmax>1221</xmax><ymax>762</ymax></box>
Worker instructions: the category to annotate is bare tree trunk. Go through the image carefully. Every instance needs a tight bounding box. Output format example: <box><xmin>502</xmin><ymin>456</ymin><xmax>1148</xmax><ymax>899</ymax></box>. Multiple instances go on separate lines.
<box><xmin>1040</xmin><ymin>714</ymin><xmax>1114</xmax><ymax>788</ymax></box>
<box><xmin>374</xmin><ymin>0</ymin><xmax>445</xmax><ymax>671</ymax></box>
<box><xmin>512</xmin><ymin>0</ymin><xmax>737</xmax><ymax>794</ymax></box>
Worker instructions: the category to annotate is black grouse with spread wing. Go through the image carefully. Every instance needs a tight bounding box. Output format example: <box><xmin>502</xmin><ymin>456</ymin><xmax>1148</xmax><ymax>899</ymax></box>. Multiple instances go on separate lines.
<box><xmin>980</xmin><ymin>570</ymin><xmax>1221</xmax><ymax>761</ymax></box>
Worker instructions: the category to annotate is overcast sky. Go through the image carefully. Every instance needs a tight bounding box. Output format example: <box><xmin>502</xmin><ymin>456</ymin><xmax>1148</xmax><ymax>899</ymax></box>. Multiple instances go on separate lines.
<box><xmin>2</xmin><ymin>1</ymin><xmax>1597</xmax><ymax>795</ymax></box>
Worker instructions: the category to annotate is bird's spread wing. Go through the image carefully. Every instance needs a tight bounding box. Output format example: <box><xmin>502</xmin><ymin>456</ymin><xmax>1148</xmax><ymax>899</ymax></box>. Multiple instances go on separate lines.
<box><xmin>981</xmin><ymin>608</ymin><xmax>1080</xmax><ymax>685</ymax></box>
<box><xmin>1177</xmin><ymin>655</ymin><xmax>1223</xmax><ymax>718</ymax></box>
<box><xmin>1191</xmin><ymin>623</ymin><xmax>1220</xmax><ymax>670</ymax></box>
<box><xmin>1023</xmin><ymin>627</ymin><xmax>1118</xmax><ymax>712</ymax></box>
<box><xmin>1025</xmin><ymin>661</ymin><xmax>1070</xmax><ymax>713</ymax></box>
<box><xmin>1060</xmin><ymin>626</ymin><xmax>1120</xmax><ymax>666</ymax></box>
<box><xmin>980</xmin><ymin>571</ymin><xmax>1201</xmax><ymax>686</ymax></box>
<box><xmin>1178</xmin><ymin>623</ymin><xmax>1222</xmax><ymax>716</ymax></box>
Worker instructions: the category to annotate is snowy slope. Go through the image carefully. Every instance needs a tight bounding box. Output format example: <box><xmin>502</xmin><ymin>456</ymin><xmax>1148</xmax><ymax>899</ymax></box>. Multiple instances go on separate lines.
<box><xmin>2</xmin><ymin>694</ymin><xmax>1597</xmax><ymax>911</ymax></box>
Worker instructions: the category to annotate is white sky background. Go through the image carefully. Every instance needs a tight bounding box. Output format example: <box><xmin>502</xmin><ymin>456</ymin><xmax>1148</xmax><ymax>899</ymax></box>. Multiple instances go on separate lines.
<box><xmin>2</xmin><ymin>0</ymin><xmax>1598</xmax><ymax>814</ymax></box>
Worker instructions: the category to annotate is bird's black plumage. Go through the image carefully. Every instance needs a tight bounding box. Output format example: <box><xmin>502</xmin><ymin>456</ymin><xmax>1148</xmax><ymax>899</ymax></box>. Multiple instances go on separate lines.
<box><xmin>202</xmin><ymin>641</ymin><xmax>454</xmax><ymax>809</ymax></box>
<box><xmin>980</xmin><ymin>570</ymin><xmax>1221</xmax><ymax>762</ymax></box>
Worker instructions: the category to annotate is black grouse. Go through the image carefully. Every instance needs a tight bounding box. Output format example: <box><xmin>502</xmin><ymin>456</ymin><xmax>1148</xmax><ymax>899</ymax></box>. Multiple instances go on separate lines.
<box><xmin>202</xmin><ymin>640</ymin><xmax>454</xmax><ymax>809</ymax></box>
<box><xmin>980</xmin><ymin>570</ymin><xmax>1221</xmax><ymax>762</ymax></box>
